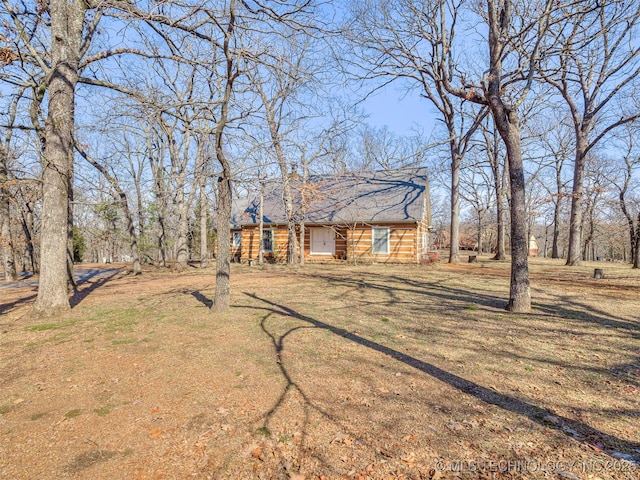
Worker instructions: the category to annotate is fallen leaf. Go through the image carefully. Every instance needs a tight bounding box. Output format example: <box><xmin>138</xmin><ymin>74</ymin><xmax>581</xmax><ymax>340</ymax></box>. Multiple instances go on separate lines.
<box><xmin>251</xmin><ymin>445</ymin><xmax>264</xmax><ymax>459</ymax></box>
<box><xmin>330</xmin><ymin>433</ymin><xmax>349</xmax><ymax>444</ymax></box>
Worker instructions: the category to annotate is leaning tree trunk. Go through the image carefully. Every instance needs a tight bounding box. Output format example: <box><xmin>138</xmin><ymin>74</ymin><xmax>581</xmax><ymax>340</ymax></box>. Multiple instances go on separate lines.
<box><xmin>21</xmin><ymin>202</ymin><xmax>38</xmax><ymax>273</ymax></box>
<box><xmin>77</xmin><ymin>145</ymin><xmax>141</xmax><ymax>274</ymax></box>
<box><xmin>34</xmin><ymin>0</ymin><xmax>85</xmax><ymax>315</ymax></box>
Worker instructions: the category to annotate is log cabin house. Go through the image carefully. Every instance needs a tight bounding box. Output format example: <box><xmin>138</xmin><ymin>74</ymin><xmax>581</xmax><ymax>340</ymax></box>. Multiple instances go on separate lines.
<box><xmin>232</xmin><ymin>167</ymin><xmax>432</xmax><ymax>264</ymax></box>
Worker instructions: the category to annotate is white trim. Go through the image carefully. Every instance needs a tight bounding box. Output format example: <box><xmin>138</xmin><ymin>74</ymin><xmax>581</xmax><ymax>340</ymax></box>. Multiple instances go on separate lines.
<box><xmin>372</xmin><ymin>227</ymin><xmax>390</xmax><ymax>254</ymax></box>
<box><xmin>232</xmin><ymin>231</ymin><xmax>242</xmax><ymax>248</ymax></box>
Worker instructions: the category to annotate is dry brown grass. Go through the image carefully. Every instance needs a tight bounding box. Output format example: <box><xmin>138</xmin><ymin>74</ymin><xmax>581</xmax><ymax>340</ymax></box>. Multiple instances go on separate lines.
<box><xmin>0</xmin><ymin>257</ymin><xmax>639</xmax><ymax>479</ymax></box>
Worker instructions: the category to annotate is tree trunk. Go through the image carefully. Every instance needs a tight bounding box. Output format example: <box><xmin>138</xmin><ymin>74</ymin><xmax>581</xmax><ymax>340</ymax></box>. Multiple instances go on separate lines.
<box><xmin>77</xmin><ymin>145</ymin><xmax>141</xmax><ymax>274</ymax></box>
<box><xmin>34</xmin><ymin>0</ymin><xmax>85</xmax><ymax>315</ymax></box>
<box><xmin>566</xmin><ymin>131</ymin><xmax>589</xmax><ymax>266</ymax></box>
<box><xmin>633</xmin><ymin>212</ymin><xmax>640</xmax><ymax>269</ymax></box>
<box><xmin>199</xmin><ymin>175</ymin><xmax>208</xmax><ymax>268</ymax></box>
<box><xmin>484</xmin><ymin>0</ymin><xmax>531</xmax><ymax>312</ymax></box>
<box><xmin>551</xmin><ymin>196</ymin><xmax>562</xmax><ymax>259</ymax></box>
<box><xmin>175</xmin><ymin>172</ymin><xmax>189</xmax><ymax>271</ymax></box>
<box><xmin>492</xmin><ymin>141</ymin><xmax>507</xmax><ymax>261</ymax></box>
<box><xmin>0</xmin><ymin>209</ymin><xmax>16</xmax><ymax>282</ymax></box>
<box><xmin>212</xmin><ymin>0</ymin><xmax>236</xmax><ymax>313</ymax></box>
<box><xmin>449</xmin><ymin>151</ymin><xmax>461</xmax><ymax>263</ymax></box>
<box><xmin>124</xmin><ymin>192</ymin><xmax>142</xmax><ymax>275</ymax></box>
<box><xmin>214</xmin><ymin>173</ymin><xmax>232</xmax><ymax>312</ymax></box>
<box><xmin>477</xmin><ymin>212</ymin><xmax>483</xmax><ymax>255</ymax></box>
<box><xmin>21</xmin><ymin>203</ymin><xmax>37</xmax><ymax>273</ymax></box>
<box><xmin>152</xmin><ymin>164</ymin><xmax>167</xmax><ymax>267</ymax></box>
<box><xmin>67</xmin><ymin>163</ymin><xmax>77</xmax><ymax>292</ymax></box>
<box><xmin>499</xmin><ymin>116</ymin><xmax>531</xmax><ymax>312</ymax></box>
<box><xmin>299</xmin><ymin>220</ymin><xmax>305</xmax><ymax>264</ymax></box>
<box><xmin>258</xmin><ymin>189</ymin><xmax>264</xmax><ymax>265</ymax></box>
<box><xmin>0</xmin><ymin>147</ymin><xmax>17</xmax><ymax>282</ymax></box>
<box><xmin>494</xmin><ymin>200</ymin><xmax>506</xmax><ymax>260</ymax></box>
<box><xmin>273</xmin><ymin>150</ymin><xmax>298</xmax><ymax>264</ymax></box>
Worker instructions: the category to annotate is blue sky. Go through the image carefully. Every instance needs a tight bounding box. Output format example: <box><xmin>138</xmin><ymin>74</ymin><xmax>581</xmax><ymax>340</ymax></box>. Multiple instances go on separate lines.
<box><xmin>359</xmin><ymin>83</ymin><xmax>436</xmax><ymax>137</ymax></box>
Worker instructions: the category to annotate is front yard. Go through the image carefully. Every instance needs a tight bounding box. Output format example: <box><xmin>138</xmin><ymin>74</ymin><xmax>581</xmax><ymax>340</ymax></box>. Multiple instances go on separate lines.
<box><xmin>0</xmin><ymin>258</ymin><xmax>638</xmax><ymax>479</ymax></box>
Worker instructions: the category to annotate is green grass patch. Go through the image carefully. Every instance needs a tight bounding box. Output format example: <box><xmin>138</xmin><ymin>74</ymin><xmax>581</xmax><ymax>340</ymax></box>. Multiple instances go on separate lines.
<box><xmin>103</xmin><ymin>317</ymin><xmax>138</xmax><ymax>334</ymax></box>
<box><xmin>65</xmin><ymin>409</ymin><xmax>82</xmax><ymax>418</ymax></box>
<box><xmin>111</xmin><ymin>338</ymin><xmax>137</xmax><ymax>346</ymax></box>
<box><xmin>256</xmin><ymin>426</ymin><xmax>272</xmax><ymax>437</ymax></box>
<box><xmin>93</xmin><ymin>406</ymin><xmax>111</xmax><ymax>417</ymax></box>
<box><xmin>27</xmin><ymin>320</ymin><xmax>77</xmax><ymax>331</ymax></box>
<box><xmin>30</xmin><ymin>412</ymin><xmax>47</xmax><ymax>421</ymax></box>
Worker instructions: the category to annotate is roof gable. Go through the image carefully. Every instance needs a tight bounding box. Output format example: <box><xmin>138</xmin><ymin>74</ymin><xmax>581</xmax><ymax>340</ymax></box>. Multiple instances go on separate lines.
<box><xmin>239</xmin><ymin>167</ymin><xmax>428</xmax><ymax>225</ymax></box>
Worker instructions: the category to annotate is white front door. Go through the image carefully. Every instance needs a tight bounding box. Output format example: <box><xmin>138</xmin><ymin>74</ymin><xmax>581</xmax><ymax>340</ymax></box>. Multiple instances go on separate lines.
<box><xmin>311</xmin><ymin>227</ymin><xmax>335</xmax><ymax>255</ymax></box>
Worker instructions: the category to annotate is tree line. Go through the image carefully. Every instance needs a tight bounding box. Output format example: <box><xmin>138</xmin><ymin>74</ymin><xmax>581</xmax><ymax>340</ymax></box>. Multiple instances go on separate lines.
<box><xmin>1</xmin><ymin>0</ymin><xmax>639</xmax><ymax>316</ymax></box>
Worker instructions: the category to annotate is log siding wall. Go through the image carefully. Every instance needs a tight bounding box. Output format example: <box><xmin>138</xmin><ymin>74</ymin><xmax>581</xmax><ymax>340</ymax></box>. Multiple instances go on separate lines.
<box><xmin>238</xmin><ymin>222</ymin><xmax>428</xmax><ymax>264</ymax></box>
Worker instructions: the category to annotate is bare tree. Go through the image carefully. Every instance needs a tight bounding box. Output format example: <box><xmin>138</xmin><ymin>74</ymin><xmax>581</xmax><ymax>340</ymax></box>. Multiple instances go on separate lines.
<box><xmin>532</xmin><ymin>113</ymin><xmax>574</xmax><ymax>259</ymax></box>
<box><xmin>477</xmin><ymin>118</ymin><xmax>509</xmax><ymax>260</ymax></box>
<box><xmin>539</xmin><ymin>1</ymin><xmax>640</xmax><ymax>266</ymax></box>
<box><xmin>389</xmin><ymin>0</ymin><xmax>553</xmax><ymax>311</ymax></box>
<box><xmin>0</xmin><ymin>96</ymin><xmax>20</xmax><ymax>281</ymax></box>
<box><xmin>459</xmin><ymin>158</ymin><xmax>495</xmax><ymax>255</ymax></box>
<box><xmin>343</xmin><ymin>0</ymin><xmax>487</xmax><ymax>264</ymax></box>
<box><xmin>28</xmin><ymin>0</ymin><xmax>87</xmax><ymax>314</ymax></box>
<box><xmin>196</xmin><ymin>138</ymin><xmax>210</xmax><ymax>268</ymax></box>
<box><xmin>605</xmin><ymin>128</ymin><xmax>640</xmax><ymax>268</ymax></box>
<box><xmin>75</xmin><ymin>142</ymin><xmax>142</xmax><ymax>275</ymax></box>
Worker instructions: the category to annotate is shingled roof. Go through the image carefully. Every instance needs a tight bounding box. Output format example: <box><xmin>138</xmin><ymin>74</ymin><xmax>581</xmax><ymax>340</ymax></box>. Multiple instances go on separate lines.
<box><xmin>237</xmin><ymin>167</ymin><xmax>428</xmax><ymax>226</ymax></box>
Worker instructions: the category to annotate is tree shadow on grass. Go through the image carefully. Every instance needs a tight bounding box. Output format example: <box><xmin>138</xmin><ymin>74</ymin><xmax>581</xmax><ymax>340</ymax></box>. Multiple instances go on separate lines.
<box><xmin>70</xmin><ymin>269</ymin><xmax>123</xmax><ymax>307</ymax></box>
<box><xmin>243</xmin><ymin>291</ymin><xmax>640</xmax><ymax>463</ymax></box>
<box><xmin>190</xmin><ymin>290</ymin><xmax>213</xmax><ymax>309</ymax></box>
<box><xmin>0</xmin><ymin>291</ymin><xmax>37</xmax><ymax>316</ymax></box>
<box><xmin>305</xmin><ymin>271</ymin><xmax>640</xmax><ymax>339</ymax></box>
<box><xmin>251</xmin><ymin>305</ymin><xmax>377</xmax><ymax>477</ymax></box>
